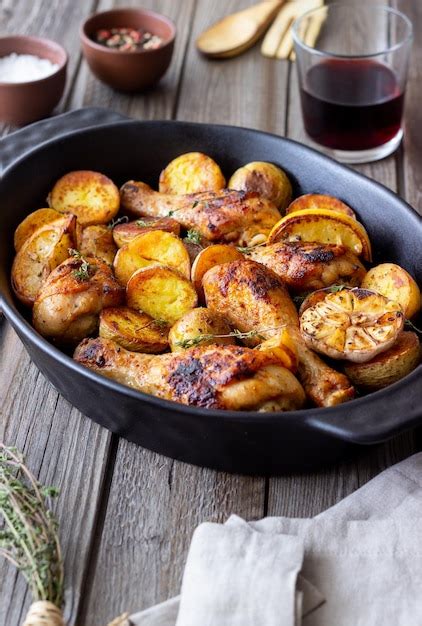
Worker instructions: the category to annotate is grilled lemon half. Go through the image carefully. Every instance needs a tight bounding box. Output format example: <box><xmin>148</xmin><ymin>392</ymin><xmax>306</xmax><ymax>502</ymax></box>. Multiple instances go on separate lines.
<box><xmin>299</xmin><ymin>287</ymin><xmax>404</xmax><ymax>363</ymax></box>
<box><xmin>268</xmin><ymin>208</ymin><xmax>372</xmax><ymax>262</ymax></box>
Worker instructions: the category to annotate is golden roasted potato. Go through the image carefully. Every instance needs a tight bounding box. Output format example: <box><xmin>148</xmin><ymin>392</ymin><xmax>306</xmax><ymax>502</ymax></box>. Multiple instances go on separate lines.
<box><xmin>168</xmin><ymin>307</ymin><xmax>235</xmax><ymax>351</ymax></box>
<box><xmin>127</xmin><ymin>265</ymin><xmax>198</xmax><ymax>325</ymax></box>
<box><xmin>344</xmin><ymin>331</ymin><xmax>420</xmax><ymax>390</ymax></box>
<box><xmin>300</xmin><ymin>287</ymin><xmax>404</xmax><ymax>363</ymax></box>
<box><xmin>268</xmin><ymin>209</ymin><xmax>372</xmax><ymax>262</ymax></box>
<box><xmin>159</xmin><ymin>152</ymin><xmax>225</xmax><ymax>194</ymax></box>
<box><xmin>286</xmin><ymin>194</ymin><xmax>356</xmax><ymax>218</ymax></box>
<box><xmin>49</xmin><ymin>170</ymin><xmax>120</xmax><ymax>226</ymax></box>
<box><xmin>255</xmin><ymin>330</ymin><xmax>298</xmax><ymax>373</ymax></box>
<box><xmin>191</xmin><ymin>244</ymin><xmax>244</xmax><ymax>300</ymax></box>
<box><xmin>361</xmin><ymin>263</ymin><xmax>421</xmax><ymax>319</ymax></box>
<box><xmin>33</xmin><ymin>256</ymin><xmax>124</xmax><ymax>345</ymax></box>
<box><xmin>114</xmin><ymin>230</ymin><xmax>191</xmax><ymax>286</ymax></box>
<box><xmin>228</xmin><ymin>161</ymin><xmax>292</xmax><ymax>211</ymax></box>
<box><xmin>14</xmin><ymin>208</ymin><xmax>63</xmax><ymax>252</ymax></box>
<box><xmin>11</xmin><ymin>214</ymin><xmax>76</xmax><ymax>307</ymax></box>
<box><xmin>99</xmin><ymin>307</ymin><xmax>169</xmax><ymax>353</ymax></box>
<box><xmin>79</xmin><ymin>225</ymin><xmax>117</xmax><ymax>265</ymax></box>
<box><xmin>112</xmin><ymin>216</ymin><xmax>181</xmax><ymax>247</ymax></box>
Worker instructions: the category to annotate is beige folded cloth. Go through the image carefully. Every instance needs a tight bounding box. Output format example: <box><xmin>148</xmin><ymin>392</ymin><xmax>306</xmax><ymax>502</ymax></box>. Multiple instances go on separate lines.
<box><xmin>130</xmin><ymin>452</ymin><xmax>422</xmax><ymax>626</ymax></box>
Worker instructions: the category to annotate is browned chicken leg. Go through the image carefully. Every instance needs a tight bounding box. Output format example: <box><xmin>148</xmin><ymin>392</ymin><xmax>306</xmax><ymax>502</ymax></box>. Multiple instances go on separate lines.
<box><xmin>203</xmin><ymin>259</ymin><xmax>355</xmax><ymax>407</ymax></box>
<box><xmin>248</xmin><ymin>241</ymin><xmax>366</xmax><ymax>293</ymax></box>
<box><xmin>74</xmin><ymin>338</ymin><xmax>306</xmax><ymax>411</ymax></box>
<box><xmin>33</xmin><ymin>256</ymin><xmax>124</xmax><ymax>344</ymax></box>
<box><xmin>120</xmin><ymin>182</ymin><xmax>281</xmax><ymax>246</ymax></box>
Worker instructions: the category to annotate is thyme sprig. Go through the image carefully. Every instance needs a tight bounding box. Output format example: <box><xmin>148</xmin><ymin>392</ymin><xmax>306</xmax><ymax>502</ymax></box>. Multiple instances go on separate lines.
<box><xmin>184</xmin><ymin>229</ymin><xmax>202</xmax><ymax>246</ymax></box>
<box><xmin>68</xmin><ymin>248</ymin><xmax>95</xmax><ymax>282</ymax></box>
<box><xmin>168</xmin><ymin>199</ymin><xmax>209</xmax><ymax>217</ymax></box>
<box><xmin>174</xmin><ymin>326</ymin><xmax>285</xmax><ymax>349</ymax></box>
<box><xmin>107</xmin><ymin>215</ymin><xmax>129</xmax><ymax>229</ymax></box>
<box><xmin>405</xmin><ymin>319</ymin><xmax>422</xmax><ymax>335</ymax></box>
<box><xmin>237</xmin><ymin>241</ymin><xmax>267</xmax><ymax>254</ymax></box>
<box><xmin>0</xmin><ymin>444</ymin><xmax>63</xmax><ymax>607</ymax></box>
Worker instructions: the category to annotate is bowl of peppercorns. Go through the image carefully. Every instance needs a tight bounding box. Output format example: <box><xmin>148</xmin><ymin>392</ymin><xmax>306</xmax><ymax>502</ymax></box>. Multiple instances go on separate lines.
<box><xmin>81</xmin><ymin>8</ymin><xmax>176</xmax><ymax>92</ymax></box>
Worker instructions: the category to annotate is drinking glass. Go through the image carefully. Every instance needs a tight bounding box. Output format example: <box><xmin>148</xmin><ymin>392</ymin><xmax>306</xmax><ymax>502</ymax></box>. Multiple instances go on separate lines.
<box><xmin>292</xmin><ymin>4</ymin><xmax>412</xmax><ymax>164</ymax></box>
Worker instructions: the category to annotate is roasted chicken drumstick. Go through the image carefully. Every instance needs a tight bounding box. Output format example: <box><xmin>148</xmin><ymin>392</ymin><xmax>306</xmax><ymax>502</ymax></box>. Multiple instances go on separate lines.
<box><xmin>203</xmin><ymin>259</ymin><xmax>355</xmax><ymax>407</ymax></box>
<box><xmin>248</xmin><ymin>241</ymin><xmax>366</xmax><ymax>293</ymax></box>
<box><xmin>120</xmin><ymin>182</ymin><xmax>281</xmax><ymax>245</ymax></box>
<box><xmin>74</xmin><ymin>338</ymin><xmax>306</xmax><ymax>411</ymax></box>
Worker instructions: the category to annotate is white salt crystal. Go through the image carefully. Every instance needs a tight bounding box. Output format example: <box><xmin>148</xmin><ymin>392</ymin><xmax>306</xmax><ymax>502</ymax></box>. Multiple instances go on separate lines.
<box><xmin>0</xmin><ymin>53</ymin><xmax>59</xmax><ymax>83</ymax></box>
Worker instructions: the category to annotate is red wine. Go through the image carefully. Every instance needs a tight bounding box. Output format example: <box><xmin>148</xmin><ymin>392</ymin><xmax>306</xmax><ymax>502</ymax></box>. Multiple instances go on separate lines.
<box><xmin>300</xmin><ymin>60</ymin><xmax>404</xmax><ymax>151</ymax></box>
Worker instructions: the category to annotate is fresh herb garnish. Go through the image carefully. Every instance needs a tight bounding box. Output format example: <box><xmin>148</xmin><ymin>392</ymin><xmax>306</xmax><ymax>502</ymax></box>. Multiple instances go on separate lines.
<box><xmin>405</xmin><ymin>319</ymin><xmax>422</xmax><ymax>335</ymax></box>
<box><xmin>328</xmin><ymin>284</ymin><xmax>348</xmax><ymax>293</ymax></box>
<box><xmin>184</xmin><ymin>229</ymin><xmax>202</xmax><ymax>246</ymax></box>
<box><xmin>135</xmin><ymin>219</ymin><xmax>150</xmax><ymax>227</ymax></box>
<box><xmin>0</xmin><ymin>444</ymin><xmax>64</xmax><ymax>607</ymax></box>
<box><xmin>68</xmin><ymin>248</ymin><xmax>95</xmax><ymax>282</ymax></box>
<box><xmin>107</xmin><ymin>215</ymin><xmax>129</xmax><ymax>229</ymax></box>
<box><xmin>174</xmin><ymin>326</ymin><xmax>283</xmax><ymax>349</ymax></box>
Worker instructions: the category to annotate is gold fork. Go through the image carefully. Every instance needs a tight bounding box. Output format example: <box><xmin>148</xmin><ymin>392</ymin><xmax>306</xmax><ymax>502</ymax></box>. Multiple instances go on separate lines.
<box><xmin>261</xmin><ymin>0</ymin><xmax>325</xmax><ymax>60</ymax></box>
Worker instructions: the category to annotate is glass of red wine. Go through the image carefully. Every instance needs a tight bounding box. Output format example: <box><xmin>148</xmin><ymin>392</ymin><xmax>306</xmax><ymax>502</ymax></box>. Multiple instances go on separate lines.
<box><xmin>292</xmin><ymin>4</ymin><xmax>412</xmax><ymax>163</ymax></box>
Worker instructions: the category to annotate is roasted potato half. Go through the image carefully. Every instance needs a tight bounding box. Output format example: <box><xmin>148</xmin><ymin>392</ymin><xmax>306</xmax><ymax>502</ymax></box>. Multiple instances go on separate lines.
<box><xmin>228</xmin><ymin>161</ymin><xmax>292</xmax><ymax>211</ymax></box>
<box><xmin>79</xmin><ymin>225</ymin><xmax>117</xmax><ymax>265</ymax></box>
<box><xmin>14</xmin><ymin>208</ymin><xmax>63</xmax><ymax>252</ymax></box>
<box><xmin>49</xmin><ymin>170</ymin><xmax>120</xmax><ymax>226</ymax></box>
<box><xmin>127</xmin><ymin>265</ymin><xmax>198</xmax><ymax>325</ymax></box>
<box><xmin>114</xmin><ymin>230</ymin><xmax>191</xmax><ymax>286</ymax></box>
<box><xmin>11</xmin><ymin>214</ymin><xmax>76</xmax><ymax>306</ymax></box>
<box><xmin>168</xmin><ymin>307</ymin><xmax>235</xmax><ymax>351</ymax></box>
<box><xmin>361</xmin><ymin>263</ymin><xmax>421</xmax><ymax>319</ymax></box>
<box><xmin>286</xmin><ymin>194</ymin><xmax>356</xmax><ymax>218</ymax></box>
<box><xmin>112</xmin><ymin>216</ymin><xmax>181</xmax><ymax>247</ymax></box>
<box><xmin>268</xmin><ymin>209</ymin><xmax>372</xmax><ymax>262</ymax></box>
<box><xmin>344</xmin><ymin>331</ymin><xmax>420</xmax><ymax>390</ymax></box>
<box><xmin>99</xmin><ymin>307</ymin><xmax>169</xmax><ymax>353</ymax></box>
<box><xmin>159</xmin><ymin>152</ymin><xmax>226</xmax><ymax>194</ymax></box>
<box><xmin>191</xmin><ymin>244</ymin><xmax>244</xmax><ymax>300</ymax></box>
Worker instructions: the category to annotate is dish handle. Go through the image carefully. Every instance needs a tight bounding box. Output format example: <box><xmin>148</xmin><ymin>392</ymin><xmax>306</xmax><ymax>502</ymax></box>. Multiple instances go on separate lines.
<box><xmin>305</xmin><ymin>368</ymin><xmax>422</xmax><ymax>444</ymax></box>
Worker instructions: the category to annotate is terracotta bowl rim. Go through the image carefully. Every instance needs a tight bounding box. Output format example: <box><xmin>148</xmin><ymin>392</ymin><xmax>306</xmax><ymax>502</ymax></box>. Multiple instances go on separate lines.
<box><xmin>80</xmin><ymin>7</ymin><xmax>176</xmax><ymax>56</ymax></box>
<box><xmin>0</xmin><ymin>35</ymin><xmax>68</xmax><ymax>87</ymax></box>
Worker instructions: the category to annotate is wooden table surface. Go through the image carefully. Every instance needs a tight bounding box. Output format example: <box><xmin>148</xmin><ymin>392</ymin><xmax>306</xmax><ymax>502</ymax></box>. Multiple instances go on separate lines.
<box><xmin>1</xmin><ymin>1</ymin><xmax>421</xmax><ymax>624</ymax></box>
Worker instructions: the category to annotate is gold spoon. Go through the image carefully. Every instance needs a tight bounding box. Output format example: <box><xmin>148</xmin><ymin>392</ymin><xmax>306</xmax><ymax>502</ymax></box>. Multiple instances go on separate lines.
<box><xmin>196</xmin><ymin>0</ymin><xmax>285</xmax><ymax>59</ymax></box>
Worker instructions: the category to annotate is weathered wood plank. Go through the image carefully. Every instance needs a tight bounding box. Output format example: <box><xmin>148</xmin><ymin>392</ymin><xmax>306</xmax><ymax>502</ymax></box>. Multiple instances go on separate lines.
<box><xmin>0</xmin><ymin>322</ymin><xmax>112</xmax><ymax>625</ymax></box>
<box><xmin>393</xmin><ymin>0</ymin><xmax>422</xmax><ymax>215</ymax></box>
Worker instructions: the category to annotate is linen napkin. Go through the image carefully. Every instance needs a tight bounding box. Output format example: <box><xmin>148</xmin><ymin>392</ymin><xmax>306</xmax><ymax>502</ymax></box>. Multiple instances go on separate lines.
<box><xmin>130</xmin><ymin>452</ymin><xmax>422</xmax><ymax>626</ymax></box>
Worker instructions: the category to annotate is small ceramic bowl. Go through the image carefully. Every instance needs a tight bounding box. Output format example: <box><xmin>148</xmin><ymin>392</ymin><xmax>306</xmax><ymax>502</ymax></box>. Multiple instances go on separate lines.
<box><xmin>0</xmin><ymin>36</ymin><xmax>68</xmax><ymax>126</ymax></box>
<box><xmin>81</xmin><ymin>8</ymin><xmax>176</xmax><ymax>92</ymax></box>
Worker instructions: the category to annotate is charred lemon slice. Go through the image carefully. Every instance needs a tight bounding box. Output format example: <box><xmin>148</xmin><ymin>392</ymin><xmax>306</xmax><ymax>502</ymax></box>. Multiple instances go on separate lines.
<box><xmin>268</xmin><ymin>209</ymin><xmax>372</xmax><ymax>262</ymax></box>
<box><xmin>286</xmin><ymin>194</ymin><xmax>356</xmax><ymax>218</ymax></box>
<box><xmin>299</xmin><ymin>287</ymin><xmax>404</xmax><ymax>363</ymax></box>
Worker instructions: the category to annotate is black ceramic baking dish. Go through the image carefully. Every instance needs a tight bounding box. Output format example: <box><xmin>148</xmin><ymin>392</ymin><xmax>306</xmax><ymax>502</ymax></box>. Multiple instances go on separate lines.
<box><xmin>1</xmin><ymin>120</ymin><xmax>421</xmax><ymax>475</ymax></box>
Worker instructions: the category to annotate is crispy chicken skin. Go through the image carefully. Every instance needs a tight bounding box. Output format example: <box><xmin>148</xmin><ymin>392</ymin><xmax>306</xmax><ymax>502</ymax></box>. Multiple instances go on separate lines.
<box><xmin>248</xmin><ymin>241</ymin><xmax>366</xmax><ymax>293</ymax></box>
<box><xmin>74</xmin><ymin>338</ymin><xmax>306</xmax><ymax>411</ymax></box>
<box><xmin>120</xmin><ymin>182</ymin><xmax>281</xmax><ymax>245</ymax></box>
<box><xmin>203</xmin><ymin>259</ymin><xmax>355</xmax><ymax>407</ymax></box>
<box><xmin>33</xmin><ymin>256</ymin><xmax>124</xmax><ymax>344</ymax></box>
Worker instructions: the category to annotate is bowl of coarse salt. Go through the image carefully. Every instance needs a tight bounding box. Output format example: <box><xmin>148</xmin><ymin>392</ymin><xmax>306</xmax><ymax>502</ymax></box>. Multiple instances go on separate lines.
<box><xmin>0</xmin><ymin>35</ymin><xmax>67</xmax><ymax>126</ymax></box>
